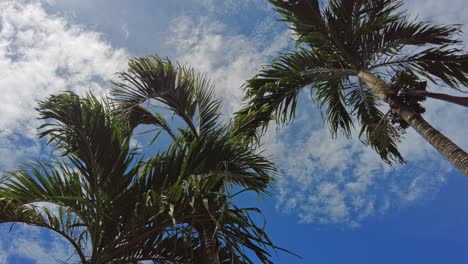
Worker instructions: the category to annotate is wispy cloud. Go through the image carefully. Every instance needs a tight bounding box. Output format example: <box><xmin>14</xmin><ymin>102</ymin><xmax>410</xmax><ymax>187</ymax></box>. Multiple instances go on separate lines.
<box><xmin>121</xmin><ymin>23</ymin><xmax>130</xmax><ymax>39</ymax></box>
<box><xmin>0</xmin><ymin>224</ymin><xmax>77</xmax><ymax>263</ymax></box>
<box><xmin>167</xmin><ymin>15</ymin><xmax>290</xmax><ymax>115</ymax></box>
<box><xmin>197</xmin><ymin>0</ymin><xmax>270</xmax><ymax>14</ymax></box>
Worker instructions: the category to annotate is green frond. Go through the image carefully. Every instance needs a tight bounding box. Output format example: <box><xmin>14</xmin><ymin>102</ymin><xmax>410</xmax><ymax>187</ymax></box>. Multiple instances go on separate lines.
<box><xmin>269</xmin><ymin>0</ymin><xmax>327</xmax><ymax>46</ymax></box>
<box><xmin>146</xmin><ymin>173</ymin><xmax>287</xmax><ymax>264</ymax></box>
<box><xmin>315</xmin><ymin>80</ymin><xmax>354</xmax><ymax>138</ymax></box>
<box><xmin>126</xmin><ymin>104</ymin><xmax>178</xmax><ymax>141</ymax></box>
<box><xmin>270</xmin><ymin>0</ymin><xmax>402</xmax><ymax>66</ymax></box>
<box><xmin>37</xmin><ymin>92</ymin><xmax>137</xmax><ymax>200</ymax></box>
<box><xmin>0</xmin><ymin>163</ymin><xmax>90</xmax><ymax>262</ymax></box>
<box><xmin>348</xmin><ymin>85</ymin><xmax>405</xmax><ymax>164</ymax></box>
<box><xmin>236</xmin><ymin>48</ymin><xmax>355</xmax><ymax>141</ymax></box>
<box><xmin>112</xmin><ymin>56</ymin><xmax>224</xmax><ymax>139</ymax></box>
<box><xmin>2</xmin><ymin>161</ymin><xmax>88</xmax><ymax>213</ymax></box>
<box><xmin>367</xmin><ymin>21</ymin><xmax>461</xmax><ymax>62</ymax></box>
<box><xmin>0</xmin><ymin>200</ymin><xmax>88</xmax><ymax>261</ymax></box>
<box><xmin>371</xmin><ymin>46</ymin><xmax>468</xmax><ymax>89</ymax></box>
<box><xmin>192</xmin><ymin>74</ymin><xmax>223</xmax><ymax>136</ymax></box>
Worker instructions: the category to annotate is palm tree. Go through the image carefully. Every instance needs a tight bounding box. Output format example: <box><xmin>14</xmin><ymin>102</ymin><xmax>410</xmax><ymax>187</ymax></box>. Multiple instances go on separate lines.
<box><xmin>236</xmin><ymin>0</ymin><xmax>468</xmax><ymax>175</ymax></box>
<box><xmin>111</xmin><ymin>55</ymin><xmax>294</xmax><ymax>263</ymax></box>
<box><xmin>0</xmin><ymin>55</ymin><xmax>291</xmax><ymax>263</ymax></box>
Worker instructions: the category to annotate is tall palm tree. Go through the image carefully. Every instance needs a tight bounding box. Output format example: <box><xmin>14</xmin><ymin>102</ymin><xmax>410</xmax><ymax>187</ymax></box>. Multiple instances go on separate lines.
<box><xmin>112</xmin><ymin>56</ymin><xmax>298</xmax><ymax>263</ymax></box>
<box><xmin>236</xmin><ymin>0</ymin><xmax>468</xmax><ymax>175</ymax></box>
<box><xmin>111</xmin><ymin>55</ymin><xmax>294</xmax><ymax>263</ymax></box>
<box><xmin>0</xmin><ymin>56</ymin><xmax>291</xmax><ymax>263</ymax></box>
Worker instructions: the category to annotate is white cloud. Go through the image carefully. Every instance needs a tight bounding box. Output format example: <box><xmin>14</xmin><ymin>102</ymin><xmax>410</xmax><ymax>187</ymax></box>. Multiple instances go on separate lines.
<box><xmin>168</xmin><ymin>15</ymin><xmax>290</xmax><ymax>115</ymax></box>
<box><xmin>405</xmin><ymin>0</ymin><xmax>468</xmax><ymax>31</ymax></box>
<box><xmin>0</xmin><ymin>224</ymin><xmax>77</xmax><ymax>263</ymax></box>
<box><xmin>121</xmin><ymin>23</ymin><xmax>129</xmax><ymax>39</ymax></box>
<box><xmin>197</xmin><ymin>0</ymin><xmax>270</xmax><ymax>14</ymax></box>
<box><xmin>0</xmin><ymin>0</ymin><xmax>128</xmax><ymax>169</ymax></box>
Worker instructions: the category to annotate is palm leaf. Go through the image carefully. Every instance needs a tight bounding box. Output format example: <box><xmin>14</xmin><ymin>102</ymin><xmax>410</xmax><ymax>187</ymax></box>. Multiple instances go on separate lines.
<box><xmin>236</xmin><ymin>48</ymin><xmax>355</xmax><ymax>140</ymax></box>
<box><xmin>112</xmin><ymin>56</ymin><xmax>225</xmax><ymax>139</ymax></box>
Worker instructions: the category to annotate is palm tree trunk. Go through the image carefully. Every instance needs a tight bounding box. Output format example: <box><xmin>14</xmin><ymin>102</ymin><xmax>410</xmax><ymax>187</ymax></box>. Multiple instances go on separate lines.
<box><xmin>396</xmin><ymin>106</ymin><xmax>468</xmax><ymax>175</ymax></box>
<box><xmin>401</xmin><ymin>90</ymin><xmax>468</xmax><ymax>108</ymax></box>
<box><xmin>358</xmin><ymin>70</ymin><xmax>468</xmax><ymax>176</ymax></box>
<box><xmin>199</xmin><ymin>223</ymin><xmax>220</xmax><ymax>264</ymax></box>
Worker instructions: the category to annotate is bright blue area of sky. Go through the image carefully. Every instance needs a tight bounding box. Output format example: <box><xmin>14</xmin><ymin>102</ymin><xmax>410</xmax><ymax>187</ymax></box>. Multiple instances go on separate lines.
<box><xmin>258</xmin><ymin>172</ymin><xmax>468</xmax><ymax>263</ymax></box>
<box><xmin>3</xmin><ymin>1</ymin><xmax>468</xmax><ymax>263</ymax></box>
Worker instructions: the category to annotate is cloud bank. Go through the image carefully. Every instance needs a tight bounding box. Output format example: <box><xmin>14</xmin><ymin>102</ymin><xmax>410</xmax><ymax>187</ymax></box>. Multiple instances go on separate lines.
<box><xmin>0</xmin><ymin>0</ymin><xmax>128</xmax><ymax>169</ymax></box>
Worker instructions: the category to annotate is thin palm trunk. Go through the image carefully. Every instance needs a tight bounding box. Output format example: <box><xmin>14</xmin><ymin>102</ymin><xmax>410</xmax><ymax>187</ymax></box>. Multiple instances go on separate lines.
<box><xmin>401</xmin><ymin>90</ymin><xmax>468</xmax><ymax>108</ymax></box>
<box><xmin>199</xmin><ymin>223</ymin><xmax>220</xmax><ymax>264</ymax></box>
<box><xmin>358</xmin><ymin>70</ymin><xmax>468</xmax><ymax>176</ymax></box>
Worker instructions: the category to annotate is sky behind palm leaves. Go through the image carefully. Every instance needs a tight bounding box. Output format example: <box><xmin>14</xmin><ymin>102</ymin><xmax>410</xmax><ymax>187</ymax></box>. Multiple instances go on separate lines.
<box><xmin>0</xmin><ymin>0</ymin><xmax>467</xmax><ymax>263</ymax></box>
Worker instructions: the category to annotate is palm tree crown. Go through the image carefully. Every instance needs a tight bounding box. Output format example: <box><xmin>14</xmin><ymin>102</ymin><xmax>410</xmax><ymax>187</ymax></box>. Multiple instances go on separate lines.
<box><xmin>236</xmin><ymin>0</ymin><xmax>468</xmax><ymax>166</ymax></box>
<box><xmin>112</xmin><ymin>56</ymin><xmax>290</xmax><ymax>263</ymax></box>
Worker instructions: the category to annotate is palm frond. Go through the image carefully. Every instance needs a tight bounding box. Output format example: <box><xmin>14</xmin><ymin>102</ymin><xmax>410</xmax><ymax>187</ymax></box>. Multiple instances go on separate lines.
<box><xmin>239</xmin><ymin>0</ymin><xmax>468</xmax><ymax>166</ymax></box>
<box><xmin>112</xmin><ymin>56</ymin><xmax>225</xmax><ymax>139</ymax></box>
<box><xmin>348</xmin><ymin>85</ymin><xmax>405</xmax><ymax>164</ymax></box>
<box><xmin>149</xmin><ymin>173</ymin><xmax>289</xmax><ymax>264</ymax></box>
<box><xmin>0</xmin><ymin>200</ymin><xmax>88</xmax><ymax>263</ymax></box>
<box><xmin>269</xmin><ymin>0</ymin><xmax>325</xmax><ymax>44</ymax></box>
<box><xmin>192</xmin><ymin>73</ymin><xmax>223</xmax><ymax>136</ymax></box>
<box><xmin>367</xmin><ymin>21</ymin><xmax>461</xmax><ymax>62</ymax></box>
<box><xmin>236</xmin><ymin>48</ymin><xmax>355</xmax><ymax>140</ymax></box>
<box><xmin>3</xmin><ymin>52</ymin><xmax>285</xmax><ymax>263</ymax></box>
<box><xmin>0</xmin><ymin>163</ymin><xmax>89</xmax><ymax>262</ymax></box>
<box><xmin>126</xmin><ymin>104</ymin><xmax>178</xmax><ymax>141</ymax></box>
<box><xmin>371</xmin><ymin>46</ymin><xmax>468</xmax><ymax>89</ymax></box>
<box><xmin>37</xmin><ymin>92</ymin><xmax>136</xmax><ymax>199</ymax></box>
<box><xmin>2</xmin><ymin>161</ymin><xmax>88</xmax><ymax>215</ymax></box>
<box><xmin>315</xmin><ymin>79</ymin><xmax>354</xmax><ymax>137</ymax></box>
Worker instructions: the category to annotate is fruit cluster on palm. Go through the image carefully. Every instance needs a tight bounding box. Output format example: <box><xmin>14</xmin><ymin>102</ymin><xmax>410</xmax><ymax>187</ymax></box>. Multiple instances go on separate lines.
<box><xmin>0</xmin><ymin>57</ymin><xmax>289</xmax><ymax>263</ymax></box>
<box><xmin>236</xmin><ymin>0</ymin><xmax>468</xmax><ymax>175</ymax></box>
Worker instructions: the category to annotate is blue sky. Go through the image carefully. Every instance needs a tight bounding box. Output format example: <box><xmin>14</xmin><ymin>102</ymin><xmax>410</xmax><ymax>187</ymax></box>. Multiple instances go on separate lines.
<box><xmin>0</xmin><ymin>0</ymin><xmax>467</xmax><ymax>263</ymax></box>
